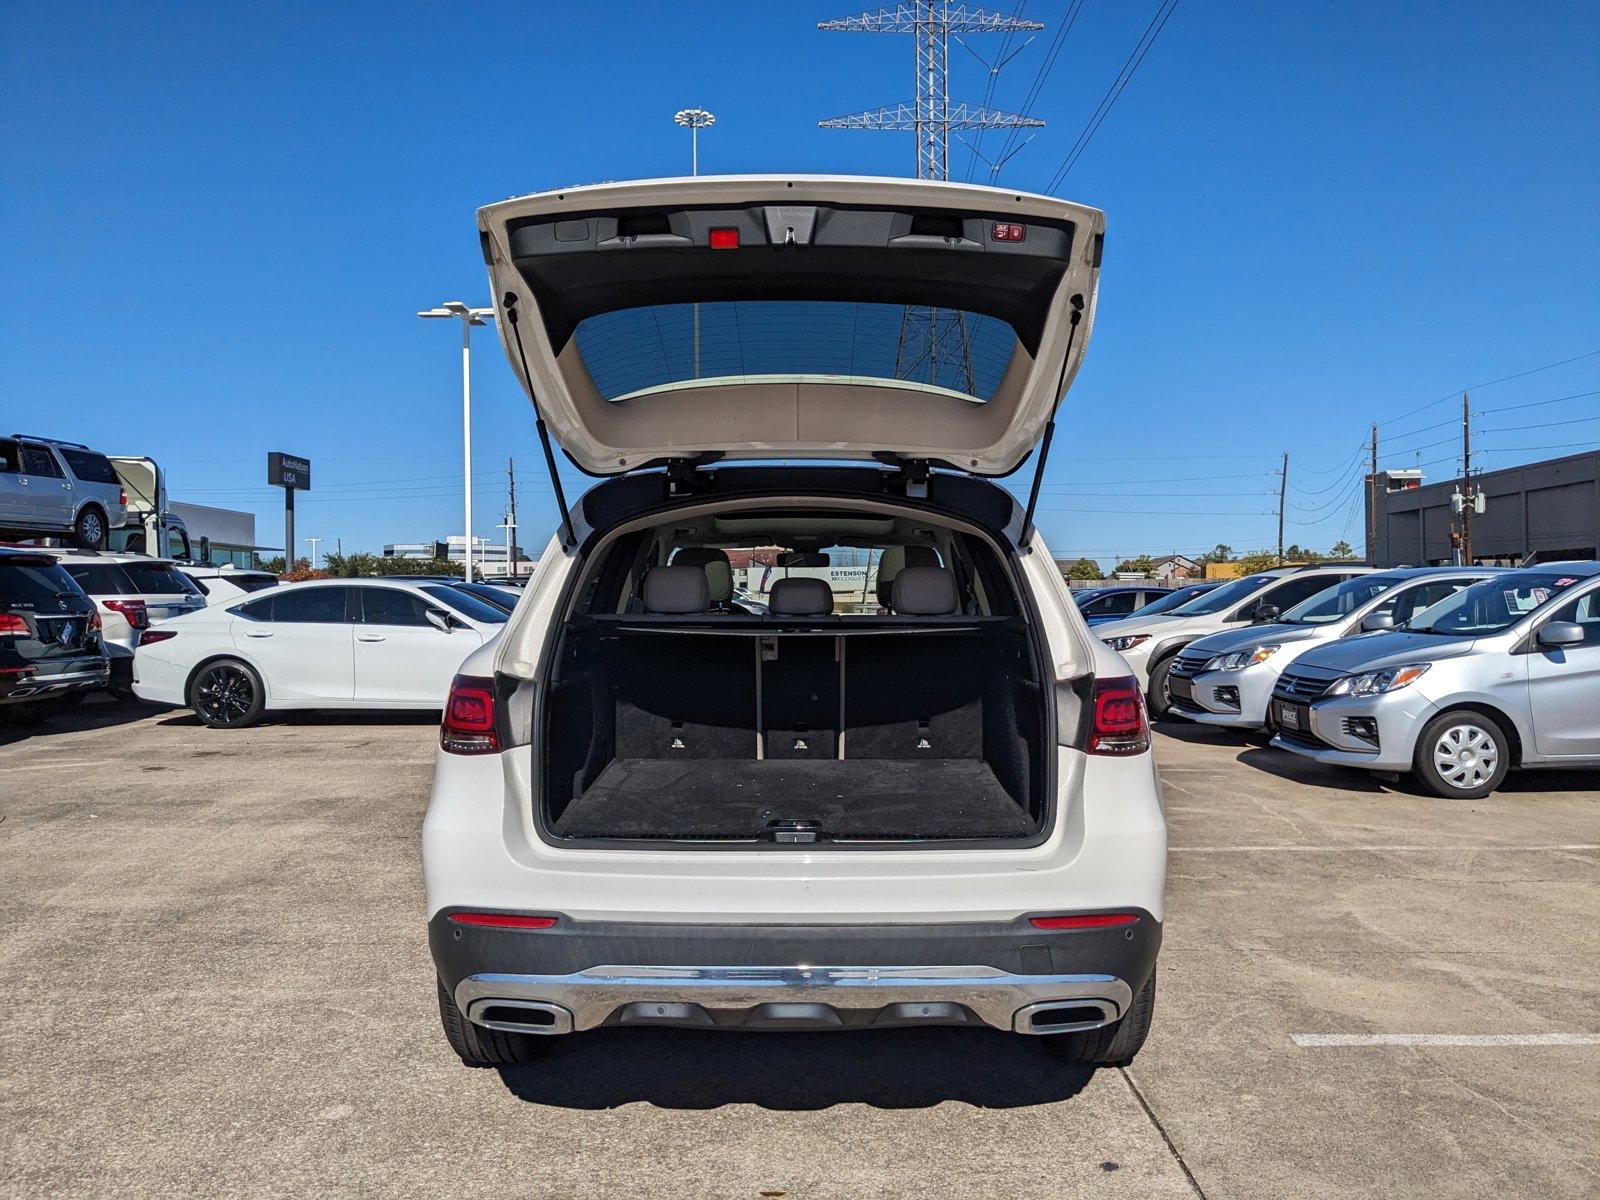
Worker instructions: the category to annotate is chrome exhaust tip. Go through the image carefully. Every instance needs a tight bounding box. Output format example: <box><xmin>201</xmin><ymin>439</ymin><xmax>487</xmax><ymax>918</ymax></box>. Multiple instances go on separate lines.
<box><xmin>468</xmin><ymin>999</ymin><xmax>575</xmax><ymax>1035</ymax></box>
<box><xmin>1013</xmin><ymin>999</ymin><xmax>1118</xmax><ymax>1035</ymax></box>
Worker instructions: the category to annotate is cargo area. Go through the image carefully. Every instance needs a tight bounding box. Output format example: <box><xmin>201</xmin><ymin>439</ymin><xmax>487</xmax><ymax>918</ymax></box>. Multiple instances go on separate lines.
<box><xmin>541</xmin><ymin>623</ymin><xmax>1047</xmax><ymax>843</ymax></box>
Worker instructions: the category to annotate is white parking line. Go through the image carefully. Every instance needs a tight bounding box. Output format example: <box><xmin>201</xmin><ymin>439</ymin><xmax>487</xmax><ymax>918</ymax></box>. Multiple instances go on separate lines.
<box><xmin>1292</xmin><ymin>1033</ymin><xmax>1600</xmax><ymax>1047</ymax></box>
<box><xmin>1171</xmin><ymin>843</ymin><xmax>1600</xmax><ymax>853</ymax></box>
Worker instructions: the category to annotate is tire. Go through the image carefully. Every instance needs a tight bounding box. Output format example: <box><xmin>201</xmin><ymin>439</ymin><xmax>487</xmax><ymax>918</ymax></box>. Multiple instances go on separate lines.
<box><xmin>1043</xmin><ymin>970</ymin><xmax>1157</xmax><ymax>1067</ymax></box>
<box><xmin>1146</xmin><ymin>656</ymin><xmax>1177</xmax><ymax>720</ymax></box>
<box><xmin>437</xmin><ymin>978</ymin><xmax>543</xmax><ymax>1068</ymax></box>
<box><xmin>188</xmin><ymin>659</ymin><xmax>266</xmax><ymax>729</ymax></box>
<box><xmin>1413</xmin><ymin>709</ymin><xmax>1511</xmax><ymax>799</ymax></box>
<box><xmin>73</xmin><ymin>506</ymin><xmax>108</xmax><ymax>551</ymax></box>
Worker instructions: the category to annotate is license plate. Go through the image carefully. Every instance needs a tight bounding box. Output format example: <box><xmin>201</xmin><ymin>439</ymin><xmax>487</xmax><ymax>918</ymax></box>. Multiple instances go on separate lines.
<box><xmin>1276</xmin><ymin>701</ymin><xmax>1302</xmax><ymax>730</ymax></box>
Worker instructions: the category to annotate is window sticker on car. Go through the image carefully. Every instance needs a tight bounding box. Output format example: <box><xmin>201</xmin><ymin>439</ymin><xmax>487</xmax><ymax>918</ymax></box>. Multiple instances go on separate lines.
<box><xmin>1554</xmin><ymin>577</ymin><xmax>1578</xmax><ymax>587</ymax></box>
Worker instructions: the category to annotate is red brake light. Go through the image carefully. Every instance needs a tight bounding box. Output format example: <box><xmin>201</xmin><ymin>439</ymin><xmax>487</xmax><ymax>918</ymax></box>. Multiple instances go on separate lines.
<box><xmin>708</xmin><ymin>227</ymin><xmax>740</xmax><ymax>249</ymax></box>
<box><xmin>89</xmin><ymin>610</ymin><xmax>101</xmax><ymax>631</ymax></box>
<box><xmin>1030</xmin><ymin>913</ymin><xmax>1140</xmax><ymax>930</ymax></box>
<box><xmin>139</xmin><ymin>629</ymin><xmax>178</xmax><ymax>646</ymax></box>
<box><xmin>447</xmin><ymin>912</ymin><xmax>557</xmax><ymax>929</ymax></box>
<box><xmin>0</xmin><ymin>613</ymin><xmax>28</xmax><ymax>636</ymax></box>
<box><xmin>103</xmin><ymin>598</ymin><xmax>149</xmax><ymax>630</ymax></box>
<box><xmin>992</xmin><ymin>222</ymin><xmax>1026</xmax><ymax>242</ymax></box>
<box><xmin>441</xmin><ymin>674</ymin><xmax>499</xmax><ymax>755</ymax></box>
<box><xmin>1088</xmin><ymin>676</ymin><xmax>1150</xmax><ymax>756</ymax></box>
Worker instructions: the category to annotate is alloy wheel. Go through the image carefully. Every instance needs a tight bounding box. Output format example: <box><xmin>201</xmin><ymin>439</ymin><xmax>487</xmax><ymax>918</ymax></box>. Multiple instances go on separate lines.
<box><xmin>195</xmin><ymin>665</ymin><xmax>255</xmax><ymax>726</ymax></box>
<box><xmin>82</xmin><ymin>511</ymin><xmax>104</xmax><ymax>545</ymax></box>
<box><xmin>1431</xmin><ymin>723</ymin><xmax>1499</xmax><ymax>790</ymax></box>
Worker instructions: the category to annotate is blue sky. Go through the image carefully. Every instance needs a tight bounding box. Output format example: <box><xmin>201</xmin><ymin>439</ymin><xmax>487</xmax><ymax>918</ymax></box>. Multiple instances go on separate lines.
<box><xmin>4</xmin><ymin>1</ymin><xmax>1597</xmax><ymax>567</ymax></box>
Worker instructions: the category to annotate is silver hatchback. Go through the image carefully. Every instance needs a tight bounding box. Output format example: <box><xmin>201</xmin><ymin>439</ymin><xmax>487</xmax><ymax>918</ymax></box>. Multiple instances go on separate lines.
<box><xmin>1270</xmin><ymin>563</ymin><xmax>1600</xmax><ymax>797</ymax></box>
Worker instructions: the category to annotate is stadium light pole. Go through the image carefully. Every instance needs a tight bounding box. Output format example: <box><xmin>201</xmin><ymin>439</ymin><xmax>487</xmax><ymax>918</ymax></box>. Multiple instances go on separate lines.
<box><xmin>674</xmin><ymin>107</ymin><xmax>714</xmax><ymax>376</ymax></box>
<box><xmin>418</xmin><ymin>301</ymin><xmax>494</xmax><ymax>581</ymax></box>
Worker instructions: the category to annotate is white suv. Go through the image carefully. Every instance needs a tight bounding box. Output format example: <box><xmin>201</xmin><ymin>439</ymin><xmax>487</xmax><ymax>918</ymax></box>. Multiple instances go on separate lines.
<box><xmin>49</xmin><ymin>552</ymin><xmax>205</xmax><ymax>692</ymax></box>
<box><xmin>422</xmin><ymin>176</ymin><xmax>1166</xmax><ymax>1069</ymax></box>
<box><xmin>1094</xmin><ymin>564</ymin><xmax>1381</xmax><ymax>718</ymax></box>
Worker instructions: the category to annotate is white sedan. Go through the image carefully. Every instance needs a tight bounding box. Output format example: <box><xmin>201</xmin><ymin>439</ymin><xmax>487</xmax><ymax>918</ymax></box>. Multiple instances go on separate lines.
<box><xmin>132</xmin><ymin>578</ymin><xmax>508</xmax><ymax>728</ymax></box>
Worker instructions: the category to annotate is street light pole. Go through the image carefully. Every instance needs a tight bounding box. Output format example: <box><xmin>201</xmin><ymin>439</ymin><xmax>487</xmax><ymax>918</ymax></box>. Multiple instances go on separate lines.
<box><xmin>674</xmin><ymin>108</ymin><xmax>715</xmax><ymax>377</ymax></box>
<box><xmin>418</xmin><ymin>301</ymin><xmax>494</xmax><ymax>582</ymax></box>
<box><xmin>305</xmin><ymin>537</ymin><xmax>322</xmax><ymax>572</ymax></box>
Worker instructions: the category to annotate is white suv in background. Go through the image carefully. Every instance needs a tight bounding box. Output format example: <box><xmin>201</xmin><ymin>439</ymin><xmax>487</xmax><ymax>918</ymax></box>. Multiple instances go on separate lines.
<box><xmin>49</xmin><ymin>552</ymin><xmax>205</xmax><ymax>693</ymax></box>
<box><xmin>422</xmin><ymin>175</ymin><xmax>1166</xmax><ymax>1072</ymax></box>
<box><xmin>1094</xmin><ymin>564</ymin><xmax>1380</xmax><ymax>718</ymax></box>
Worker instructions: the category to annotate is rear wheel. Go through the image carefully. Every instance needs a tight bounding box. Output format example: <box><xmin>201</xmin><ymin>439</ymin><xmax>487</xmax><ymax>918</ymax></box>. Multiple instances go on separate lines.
<box><xmin>437</xmin><ymin>978</ymin><xmax>543</xmax><ymax>1068</ymax></box>
<box><xmin>189</xmin><ymin>659</ymin><xmax>265</xmax><ymax>729</ymax></box>
<box><xmin>1413</xmin><ymin>710</ymin><xmax>1510</xmax><ymax>799</ymax></box>
<box><xmin>73</xmin><ymin>506</ymin><xmax>108</xmax><ymax>551</ymax></box>
<box><xmin>1043</xmin><ymin>970</ymin><xmax>1156</xmax><ymax>1067</ymax></box>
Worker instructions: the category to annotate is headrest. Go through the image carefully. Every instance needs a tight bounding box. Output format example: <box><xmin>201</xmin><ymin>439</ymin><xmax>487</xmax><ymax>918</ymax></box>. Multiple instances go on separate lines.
<box><xmin>769</xmin><ymin>576</ymin><xmax>834</xmax><ymax>616</ymax></box>
<box><xmin>891</xmin><ymin>567</ymin><xmax>959</xmax><ymax>615</ymax></box>
<box><xmin>672</xmin><ymin>546</ymin><xmax>734</xmax><ymax>604</ymax></box>
<box><xmin>875</xmin><ymin>545</ymin><xmax>941</xmax><ymax>606</ymax></box>
<box><xmin>642</xmin><ymin>565</ymin><xmax>709</xmax><ymax>614</ymax></box>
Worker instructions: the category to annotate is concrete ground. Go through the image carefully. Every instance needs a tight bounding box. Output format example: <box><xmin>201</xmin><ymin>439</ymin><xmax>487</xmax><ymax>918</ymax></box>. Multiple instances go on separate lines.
<box><xmin>1</xmin><ymin>700</ymin><xmax>1595</xmax><ymax>1199</ymax></box>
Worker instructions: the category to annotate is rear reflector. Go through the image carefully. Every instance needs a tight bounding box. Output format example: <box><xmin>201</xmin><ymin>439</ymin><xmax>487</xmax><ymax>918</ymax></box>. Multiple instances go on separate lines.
<box><xmin>1087</xmin><ymin>676</ymin><xmax>1150</xmax><ymax>756</ymax></box>
<box><xmin>441</xmin><ymin>674</ymin><xmax>499</xmax><ymax>755</ymax></box>
<box><xmin>708</xmin><ymin>227</ymin><xmax>740</xmax><ymax>249</ymax></box>
<box><xmin>447</xmin><ymin>912</ymin><xmax>558</xmax><ymax>929</ymax></box>
<box><xmin>1029</xmin><ymin>913</ymin><xmax>1139</xmax><ymax>930</ymax></box>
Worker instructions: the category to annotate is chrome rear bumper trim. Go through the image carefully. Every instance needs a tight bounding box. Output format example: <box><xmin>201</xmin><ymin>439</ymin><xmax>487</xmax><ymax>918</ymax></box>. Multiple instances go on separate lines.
<box><xmin>456</xmin><ymin>964</ymin><xmax>1132</xmax><ymax>1035</ymax></box>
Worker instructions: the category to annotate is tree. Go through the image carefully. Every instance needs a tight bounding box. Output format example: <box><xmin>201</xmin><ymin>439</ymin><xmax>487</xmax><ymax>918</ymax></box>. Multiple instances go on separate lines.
<box><xmin>1067</xmin><ymin>557</ymin><xmax>1103</xmax><ymax>581</ymax></box>
<box><xmin>323</xmin><ymin>551</ymin><xmax>390</xmax><ymax>578</ymax></box>
<box><xmin>1114</xmin><ymin>555</ymin><xmax>1157</xmax><ymax>577</ymax></box>
<box><xmin>1236</xmin><ymin>550</ymin><xmax>1278</xmax><ymax>575</ymax></box>
<box><xmin>1203</xmin><ymin>543</ymin><xmax>1234</xmax><ymax>564</ymax></box>
<box><xmin>1329</xmin><ymin>540</ymin><xmax>1356</xmax><ymax>561</ymax></box>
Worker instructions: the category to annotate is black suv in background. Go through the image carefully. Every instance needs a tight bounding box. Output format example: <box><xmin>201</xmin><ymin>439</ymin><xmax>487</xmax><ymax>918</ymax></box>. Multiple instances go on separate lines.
<box><xmin>0</xmin><ymin>548</ymin><xmax>109</xmax><ymax>714</ymax></box>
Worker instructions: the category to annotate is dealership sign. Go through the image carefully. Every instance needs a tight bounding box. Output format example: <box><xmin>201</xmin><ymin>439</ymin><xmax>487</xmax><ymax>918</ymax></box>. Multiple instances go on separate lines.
<box><xmin>268</xmin><ymin>452</ymin><xmax>311</xmax><ymax>490</ymax></box>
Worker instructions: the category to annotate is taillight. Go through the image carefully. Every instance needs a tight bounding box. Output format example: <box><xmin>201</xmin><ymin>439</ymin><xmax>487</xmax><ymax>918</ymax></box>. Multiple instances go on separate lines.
<box><xmin>1030</xmin><ymin>913</ymin><xmax>1140</xmax><ymax>930</ymax></box>
<box><xmin>1088</xmin><ymin>676</ymin><xmax>1150</xmax><ymax>756</ymax></box>
<box><xmin>119</xmin><ymin>487</ymin><xmax>128</xmax><ymax>506</ymax></box>
<box><xmin>103</xmin><ymin>598</ymin><xmax>148</xmax><ymax>630</ymax></box>
<box><xmin>441</xmin><ymin>674</ymin><xmax>499</xmax><ymax>755</ymax></box>
<box><xmin>89</xmin><ymin>610</ymin><xmax>102</xmax><ymax>631</ymax></box>
<box><xmin>139</xmin><ymin>629</ymin><xmax>178</xmax><ymax>646</ymax></box>
<box><xmin>446</xmin><ymin>912</ymin><xmax>557</xmax><ymax>929</ymax></box>
<box><xmin>708</xmin><ymin>227</ymin><xmax>740</xmax><ymax>249</ymax></box>
<box><xmin>0</xmin><ymin>613</ymin><xmax>28</xmax><ymax>637</ymax></box>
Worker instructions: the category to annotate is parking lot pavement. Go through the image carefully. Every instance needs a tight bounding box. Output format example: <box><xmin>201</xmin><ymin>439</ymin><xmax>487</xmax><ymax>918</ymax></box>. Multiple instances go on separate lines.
<box><xmin>2</xmin><ymin>704</ymin><xmax>1596</xmax><ymax>1198</ymax></box>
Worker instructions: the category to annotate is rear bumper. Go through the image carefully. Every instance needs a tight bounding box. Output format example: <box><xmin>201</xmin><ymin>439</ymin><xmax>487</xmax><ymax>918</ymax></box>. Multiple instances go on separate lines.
<box><xmin>430</xmin><ymin>910</ymin><xmax>1160</xmax><ymax>1035</ymax></box>
<box><xmin>0</xmin><ymin>658</ymin><xmax>109</xmax><ymax>705</ymax></box>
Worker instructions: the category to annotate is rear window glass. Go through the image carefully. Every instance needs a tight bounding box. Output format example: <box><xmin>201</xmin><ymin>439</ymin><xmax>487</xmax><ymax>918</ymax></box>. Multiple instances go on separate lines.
<box><xmin>574</xmin><ymin>301</ymin><xmax>1018</xmax><ymax>403</ymax></box>
<box><xmin>122</xmin><ymin>564</ymin><xmax>201</xmax><ymax>596</ymax></box>
<box><xmin>58</xmin><ymin>448</ymin><xmax>121</xmax><ymax>484</ymax></box>
<box><xmin>0</xmin><ymin>562</ymin><xmax>85</xmax><ymax>607</ymax></box>
<box><xmin>62</xmin><ymin>563</ymin><xmax>135</xmax><ymax>595</ymax></box>
<box><xmin>231</xmin><ymin>574</ymin><xmax>278</xmax><ymax>593</ymax></box>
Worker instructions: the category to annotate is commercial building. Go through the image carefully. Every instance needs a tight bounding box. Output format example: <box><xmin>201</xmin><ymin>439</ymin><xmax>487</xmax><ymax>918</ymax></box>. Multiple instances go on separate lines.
<box><xmin>1367</xmin><ymin>449</ymin><xmax>1600</xmax><ymax>566</ymax></box>
<box><xmin>383</xmin><ymin>534</ymin><xmax>534</xmax><ymax>579</ymax></box>
<box><xmin>170</xmin><ymin>501</ymin><xmax>263</xmax><ymax>568</ymax></box>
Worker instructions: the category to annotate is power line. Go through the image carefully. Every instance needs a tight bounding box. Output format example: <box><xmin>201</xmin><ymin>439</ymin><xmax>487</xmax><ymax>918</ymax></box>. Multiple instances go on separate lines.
<box><xmin>1044</xmin><ymin>0</ymin><xmax>1182</xmax><ymax>192</ymax></box>
<box><xmin>1477</xmin><ymin>387</ymin><xmax>1600</xmax><ymax>417</ymax></box>
<box><xmin>1375</xmin><ymin>349</ymin><xmax>1600</xmax><ymax>429</ymax></box>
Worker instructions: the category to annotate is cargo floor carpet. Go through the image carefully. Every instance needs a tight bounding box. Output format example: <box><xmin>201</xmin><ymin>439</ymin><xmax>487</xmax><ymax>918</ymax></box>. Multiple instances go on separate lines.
<box><xmin>552</xmin><ymin>758</ymin><xmax>1032</xmax><ymax>840</ymax></box>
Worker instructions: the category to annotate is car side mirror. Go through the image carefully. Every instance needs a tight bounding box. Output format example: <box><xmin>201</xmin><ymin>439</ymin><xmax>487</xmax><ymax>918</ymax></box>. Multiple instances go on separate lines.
<box><xmin>1537</xmin><ymin>621</ymin><xmax>1585</xmax><ymax>649</ymax></box>
<box><xmin>424</xmin><ymin>608</ymin><xmax>454</xmax><ymax>633</ymax></box>
<box><xmin>1251</xmin><ymin>605</ymin><xmax>1280</xmax><ymax>625</ymax></box>
<box><xmin>1361</xmin><ymin>612</ymin><xmax>1396</xmax><ymax>633</ymax></box>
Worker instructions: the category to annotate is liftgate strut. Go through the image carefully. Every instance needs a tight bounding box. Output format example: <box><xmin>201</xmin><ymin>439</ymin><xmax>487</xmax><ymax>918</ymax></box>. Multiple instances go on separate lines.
<box><xmin>502</xmin><ymin>294</ymin><xmax>576</xmax><ymax>549</ymax></box>
<box><xmin>1019</xmin><ymin>294</ymin><xmax>1085</xmax><ymax>548</ymax></box>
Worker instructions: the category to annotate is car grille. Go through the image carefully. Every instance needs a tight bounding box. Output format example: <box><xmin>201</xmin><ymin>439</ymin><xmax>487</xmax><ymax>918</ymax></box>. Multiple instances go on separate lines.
<box><xmin>1275</xmin><ymin>664</ymin><xmax>1341</xmax><ymax>702</ymax></box>
<box><xmin>1170</xmin><ymin>647</ymin><xmax>1213</xmax><ymax>680</ymax></box>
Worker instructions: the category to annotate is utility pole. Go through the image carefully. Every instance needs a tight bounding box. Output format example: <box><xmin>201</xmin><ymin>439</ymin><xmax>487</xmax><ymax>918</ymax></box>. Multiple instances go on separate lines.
<box><xmin>306</xmin><ymin>537</ymin><xmax>322</xmax><ymax>571</ymax></box>
<box><xmin>506</xmin><ymin>456</ymin><xmax>519</xmax><ymax>580</ymax></box>
<box><xmin>1277</xmin><ymin>452</ymin><xmax>1289</xmax><ymax>564</ymax></box>
<box><xmin>1460</xmin><ymin>391</ymin><xmax>1472</xmax><ymax>564</ymax></box>
<box><xmin>818</xmin><ymin>3</ymin><xmax>1045</xmax><ymax>391</ymax></box>
<box><xmin>1366</xmin><ymin>423</ymin><xmax>1379</xmax><ymax>562</ymax></box>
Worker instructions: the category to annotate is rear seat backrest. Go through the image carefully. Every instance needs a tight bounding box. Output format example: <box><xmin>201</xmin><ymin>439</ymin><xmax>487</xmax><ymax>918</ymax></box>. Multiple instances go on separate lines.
<box><xmin>874</xmin><ymin>545</ymin><xmax>940</xmax><ymax>607</ymax></box>
<box><xmin>891</xmin><ymin>567</ymin><xmax>959</xmax><ymax>615</ymax></box>
<box><xmin>642</xmin><ymin>565</ymin><xmax>710</xmax><ymax>614</ymax></box>
<box><xmin>671</xmin><ymin>547</ymin><xmax>736</xmax><ymax>607</ymax></box>
<box><xmin>769</xmin><ymin>577</ymin><xmax>834</xmax><ymax>616</ymax></box>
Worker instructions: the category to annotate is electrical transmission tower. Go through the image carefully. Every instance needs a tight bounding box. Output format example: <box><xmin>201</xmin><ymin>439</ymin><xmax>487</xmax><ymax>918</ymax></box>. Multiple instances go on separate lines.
<box><xmin>819</xmin><ymin>3</ymin><xmax>1045</xmax><ymax>394</ymax></box>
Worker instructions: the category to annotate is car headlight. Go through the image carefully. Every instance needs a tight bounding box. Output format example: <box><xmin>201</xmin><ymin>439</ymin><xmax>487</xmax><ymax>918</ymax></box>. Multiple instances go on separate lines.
<box><xmin>1205</xmin><ymin>645</ymin><xmax>1279</xmax><ymax>672</ymax></box>
<box><xmin>1325</xmin><ymin>663</ymin><xmax>1431</xmax><ymax>696</ymax></box>
<box><xmin>1103</xmin><ymin>634</ymin><xmax>1152</xmax><ymax>652</ymax></box>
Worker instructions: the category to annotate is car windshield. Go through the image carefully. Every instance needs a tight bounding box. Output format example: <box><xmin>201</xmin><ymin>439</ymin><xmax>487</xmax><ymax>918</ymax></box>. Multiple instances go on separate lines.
<box><xmin>1281</xmin><ymin>575</ymin><xmax>1405</xmax><ymax>625</ymax></box>
<box><xmin>422</xmin><ymin>585</ymin><xmax>509</xmax><ymax>624</ymax></box>
<box><xmin>1130</xmin><ymin>585</ymin><xmax>1214</xmax><ymax>617</ymax></box>
<box><xmin>455</xmin><ymin>584</ymin><xmax>516</xmax><ymax>613</ymax></box>
<box><xmin>1169</xmin><ymin>574</ymin><xmax>1273</xmax><ymax>616</ymax></box>
<box><xmin>1404</xmin><ymin>571</ymin><xmax>1587</xmax><ymax>635</ymax></box>
<box><xmin>122</xmin><ymin>563</ymin><xmax>202</xmax><ymax>596</ymax></box>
